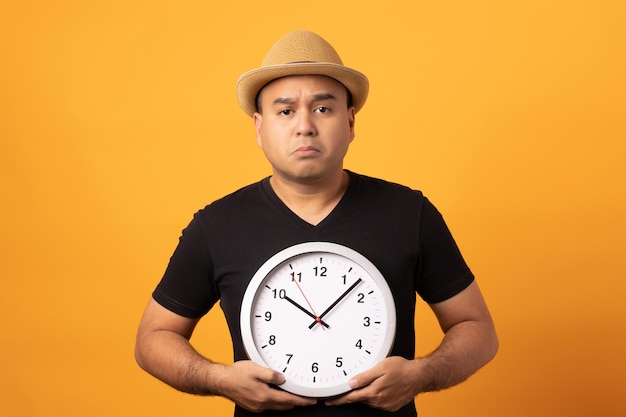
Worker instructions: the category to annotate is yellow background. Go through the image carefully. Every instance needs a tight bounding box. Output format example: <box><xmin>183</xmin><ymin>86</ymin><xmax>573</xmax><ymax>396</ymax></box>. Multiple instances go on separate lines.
<box><xmin>1</xmin><ymin>1</ymin><xmax>625</xmax><ymax>416</ymax></box>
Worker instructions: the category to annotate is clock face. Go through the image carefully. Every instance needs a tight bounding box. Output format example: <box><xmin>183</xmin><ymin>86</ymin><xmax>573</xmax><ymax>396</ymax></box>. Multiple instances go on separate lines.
<box><xmin>240</xmin><ymin>242</ymin><xmax>396</xmax><ymax>398</ymax></box>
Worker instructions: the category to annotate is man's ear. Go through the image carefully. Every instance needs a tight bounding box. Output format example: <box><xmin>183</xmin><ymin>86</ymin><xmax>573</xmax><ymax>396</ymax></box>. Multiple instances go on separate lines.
<box><xmin>348</xmin><ymin>107</ymin><xmax>356</xmax><ymax>142</ymax></box>
<box><xmin>253</xmin><ymin>112</ymin><xmax>263</xmax><ymax>148</ymax></box>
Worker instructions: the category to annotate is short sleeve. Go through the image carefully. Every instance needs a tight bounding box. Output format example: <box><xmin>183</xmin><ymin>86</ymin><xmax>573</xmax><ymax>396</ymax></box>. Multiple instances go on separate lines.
<box><xmin>415</xmin><ymin>198</ymin><xmax>474</xmax><ymax>303</ymax></box>
<box><xmin>152</xmin><ymin>211</ymin><xmax>218</xmax><ymax>318</ymax></box>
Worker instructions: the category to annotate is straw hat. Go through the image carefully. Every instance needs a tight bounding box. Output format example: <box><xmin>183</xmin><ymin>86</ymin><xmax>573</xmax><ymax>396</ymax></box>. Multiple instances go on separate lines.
<box><xmin>236</xmin><ymin>30</ymin><xmax>369</xmax><ymax>117</ymax></box>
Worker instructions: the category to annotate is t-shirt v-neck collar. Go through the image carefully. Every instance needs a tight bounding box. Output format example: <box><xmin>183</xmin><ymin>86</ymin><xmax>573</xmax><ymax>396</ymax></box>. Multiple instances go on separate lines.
<box><xmin>261</xmin><ymin>171</ymin><xmax>357</xmax><ymax>230</ymax></box>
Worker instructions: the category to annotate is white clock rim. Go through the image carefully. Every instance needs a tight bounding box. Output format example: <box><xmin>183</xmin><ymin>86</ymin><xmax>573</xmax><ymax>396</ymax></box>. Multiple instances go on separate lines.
<box><xmin>239</xmin><ymin>241</ymin><xmax>397</xmax><ymax>398</ymax></box>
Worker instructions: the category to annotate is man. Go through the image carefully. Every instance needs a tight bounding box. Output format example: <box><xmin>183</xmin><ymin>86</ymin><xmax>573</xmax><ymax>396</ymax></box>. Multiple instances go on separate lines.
<box><xmin>135</xmin><ymin>30</ymin><xmax>498</xmax><ymax>416</ymax></box>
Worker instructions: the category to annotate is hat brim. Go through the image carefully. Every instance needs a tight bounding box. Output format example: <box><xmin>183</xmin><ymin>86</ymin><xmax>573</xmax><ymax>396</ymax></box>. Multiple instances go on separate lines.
<box><xmin>236</xmin><ymin>62</ymin><xmax>369</xmax><ymax>117</ymax></box>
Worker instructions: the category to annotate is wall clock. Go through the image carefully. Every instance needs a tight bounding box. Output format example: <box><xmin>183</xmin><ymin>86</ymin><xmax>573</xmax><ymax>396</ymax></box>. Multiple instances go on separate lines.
<box><xmin>240</xmin><ymin>242</ymin><xmax>396</xmax><ymax>398</ymax></box>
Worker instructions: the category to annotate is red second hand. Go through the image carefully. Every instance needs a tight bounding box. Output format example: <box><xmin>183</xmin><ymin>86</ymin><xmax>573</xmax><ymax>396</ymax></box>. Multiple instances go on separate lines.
<box><xmin>290</xmin><ymin>273</ymin><xmax>325</xmax><ymax>331</ymax></box>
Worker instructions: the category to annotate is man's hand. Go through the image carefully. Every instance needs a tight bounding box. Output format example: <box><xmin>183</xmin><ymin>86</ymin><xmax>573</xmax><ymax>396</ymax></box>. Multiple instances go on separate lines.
<box><xmin>135</xmin><ymin>299</ymin><xmax>317</xmax><ymax>413</ymax></box>
<box><xmin>326</xmin><ymin>281</ymin><xmax>498</xmax><ymax>412</ymax></box>
<box><xmin>324</xmin><ymin>356</ymin><xmax>420</xmax><ymax>412</ymax></box>
<box><xmin>215</xmin><ymin>361</ymin><xmax>317</xmax><ymax>413</ymax></box>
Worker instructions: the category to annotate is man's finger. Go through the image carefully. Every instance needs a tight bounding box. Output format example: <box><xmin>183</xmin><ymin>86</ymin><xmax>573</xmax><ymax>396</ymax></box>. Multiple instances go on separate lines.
<box><xmin>255</xmin><ymin>367</ymin><xmax>286</xmax><ymax>385</ymax></box>
<box><xmin>348</xmin><ymin>364</ymin><xmax>384</xmax><ymax>389</ymax></box>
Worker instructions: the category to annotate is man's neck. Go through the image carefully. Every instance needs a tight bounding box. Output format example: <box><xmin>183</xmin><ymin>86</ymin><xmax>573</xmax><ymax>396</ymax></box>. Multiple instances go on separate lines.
<box><xmin>269</xmin><ymin>170</ymin><xmax>350</xmax><ymax>226</ymax></box>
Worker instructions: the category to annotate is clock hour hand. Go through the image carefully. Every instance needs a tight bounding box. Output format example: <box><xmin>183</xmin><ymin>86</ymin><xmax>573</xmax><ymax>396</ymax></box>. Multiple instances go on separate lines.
<box><xmin>284</xmin><ymin>295</ymin><xmax>330</xmax><ymax>328</ymax></box>
<box><xmin>308</xmin><ymin>278</ymin><xmax>363</xmax><ymax>329</ymax></box>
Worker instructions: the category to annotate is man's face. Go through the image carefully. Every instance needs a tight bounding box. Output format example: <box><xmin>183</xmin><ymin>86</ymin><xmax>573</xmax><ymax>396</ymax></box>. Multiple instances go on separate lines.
<box><xmin>253</xmin><ymin>75</ymin><xmax>355</xmax><ymax>184</ymax></box>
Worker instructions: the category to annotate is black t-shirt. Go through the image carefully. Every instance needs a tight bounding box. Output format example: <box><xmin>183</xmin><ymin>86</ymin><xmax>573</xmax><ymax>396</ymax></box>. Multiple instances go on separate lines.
<box><xmin>153</xmin><ymin>171</ymin><xmax>474</xmax><ymax>417</ymax></box>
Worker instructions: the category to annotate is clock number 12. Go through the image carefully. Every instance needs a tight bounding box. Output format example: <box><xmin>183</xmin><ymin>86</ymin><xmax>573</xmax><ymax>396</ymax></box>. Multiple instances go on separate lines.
<box><xmin>313</xmin><ymin>266</ymin><xmax>327</xmax><ymax>277</ymax></box>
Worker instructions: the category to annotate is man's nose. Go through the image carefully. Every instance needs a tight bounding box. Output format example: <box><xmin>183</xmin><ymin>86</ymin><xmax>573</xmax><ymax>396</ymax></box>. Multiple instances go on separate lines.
<box><xmin>295</xmin><ymin>111</ymin><xmax>317</xmax><ymax>136</ymax></box>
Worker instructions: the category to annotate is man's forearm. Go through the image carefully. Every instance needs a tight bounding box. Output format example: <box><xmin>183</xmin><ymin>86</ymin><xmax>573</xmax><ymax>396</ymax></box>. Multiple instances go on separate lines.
<box><xmin>135</xmin><ymin>329</ymin><xmax>224</xmax><ymax>396</ymax></box>
<box><xmin>416</xmin><ymin>319</ymin><xmax>498</xmax><ymax>393</ymax></box>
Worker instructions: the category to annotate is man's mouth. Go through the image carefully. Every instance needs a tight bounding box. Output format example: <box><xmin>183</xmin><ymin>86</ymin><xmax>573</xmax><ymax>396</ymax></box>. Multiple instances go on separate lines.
<box><xmin>293</xmin><ymin>145</ymin><xmax>320</xmax><ymax>156</ymax></box>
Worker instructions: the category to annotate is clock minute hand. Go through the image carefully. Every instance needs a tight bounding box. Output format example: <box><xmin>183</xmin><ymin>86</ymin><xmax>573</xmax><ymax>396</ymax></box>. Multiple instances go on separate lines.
<box><xmin>284</xmin><ymin>295</ymin><xmax>330</xmax><ymax>328</ymax></box>
<box><xmin>308</xmin><ymin>278</ymin><xmax>363</xmax><ymax>329</ymax></box>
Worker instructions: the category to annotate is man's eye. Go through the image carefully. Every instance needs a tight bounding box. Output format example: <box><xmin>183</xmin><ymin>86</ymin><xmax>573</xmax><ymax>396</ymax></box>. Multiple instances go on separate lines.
<box><xmin>315</xmin><ymin>106</ymin><xmax>331</xmax><ymax>114</ymax></box>
<box><xmin>279</xmin><ymin>109</ymin><xmax>293</xmax><ymax>116</ymax></box>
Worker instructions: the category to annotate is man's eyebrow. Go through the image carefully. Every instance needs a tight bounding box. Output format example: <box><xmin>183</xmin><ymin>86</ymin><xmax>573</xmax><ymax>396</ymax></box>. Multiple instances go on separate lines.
<box><xmin>271</xmin><ymin>93</ymin><xmax>337</xmax><ymax>106</ymax></box>
<box><xmin>311</xmin><ymin>93</ymin><xmax>337</xmax><ymax>102</ymax></box>
<box><xmin>272</xmin><ymin>97</ymin><xmax>296</xmax><ymax>106</ymax></box>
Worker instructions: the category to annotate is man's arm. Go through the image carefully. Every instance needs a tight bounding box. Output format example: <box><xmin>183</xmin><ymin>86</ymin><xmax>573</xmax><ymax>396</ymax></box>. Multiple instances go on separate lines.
<box><xmin>325</xmin><ymin>281</ymin><xmax>498</xmax><ymax>411</ymax></box>
<box><xmin>134</xmin><ymin>298</ymin><xmax>317</xmax><ymax>412</ymax></box>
